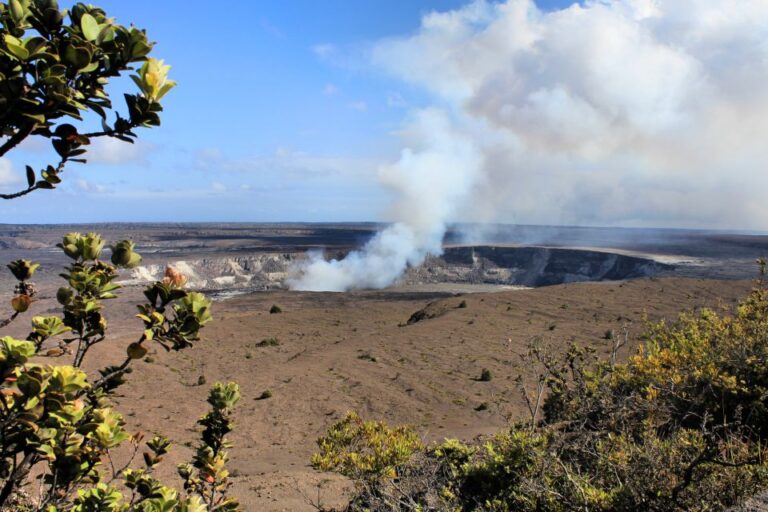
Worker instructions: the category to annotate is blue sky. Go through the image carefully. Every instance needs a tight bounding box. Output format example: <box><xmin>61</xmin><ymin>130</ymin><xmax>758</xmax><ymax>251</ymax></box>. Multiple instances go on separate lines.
<box><xmin>7</xmin><ymin>1</ymin><xmax>765</xmax><ymax>231</ymax></box>
<box><xmin>0</xmin><ymin>0</ymin><xmax>576</xmax><ymax>224</ymax></box>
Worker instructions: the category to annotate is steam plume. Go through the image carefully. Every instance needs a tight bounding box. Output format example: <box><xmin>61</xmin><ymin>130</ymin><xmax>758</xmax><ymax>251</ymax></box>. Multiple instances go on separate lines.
<box><xmin>291</xmin><ymin>0</ymin><xmax>768</xmax><ymax>291</ymax></box>
<box><xmin>288</xmin><ymin>110</ymin><xmax>481</xmax><ymax>291</ymax></box>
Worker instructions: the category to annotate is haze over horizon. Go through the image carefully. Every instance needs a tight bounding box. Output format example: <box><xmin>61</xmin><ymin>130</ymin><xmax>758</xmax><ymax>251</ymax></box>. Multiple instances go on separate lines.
<box><xmin>1</xmin><ymin>0</ymin><xmax>767</xmax><ymax>234</ymax></box>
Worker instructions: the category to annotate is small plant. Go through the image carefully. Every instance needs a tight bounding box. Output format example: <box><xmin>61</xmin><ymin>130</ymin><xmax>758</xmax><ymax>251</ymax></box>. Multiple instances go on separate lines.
<box><xmin>255</xmin><ymin>337</ymin><xmax>280</xmax><ymax>347</ymax></box>
<box><xmin>478</xmin><ymin>368</ymin><xmax>492</xmax><ymax>382</ymax></box>
<box><xmin>311</xmin><ymin>412</ymin><xmax>423</xmax><ymax>484</ymax></box>
<box><xmin>603</xmin><ymin>329</ymin><xmax>614</xmax><ymax>340</ymax></box>
<box><xmin>256</xmin><ymin>389</ymin><xmax>272</xmax><ymax>400</ymax></box>
<box><xmin>357</xmin><ymin>352</ymin><xmax>377</xmax><ymax>363</ymax></box>
<box><xmin>474</xmin><ymin>402</ymin><xmax>489</xmax><ymax>411</ymax></box>
<box><xmin>178</xmin><ymin>382</ymin><xmax>241</xmax><ymax>511</ymax></box>
<box><xmin>0</xmin><ymin>232</ymin><xmax>243</xmax><ymax>511</ymax></box>
<box><xmin>269</xmin><ymin>304</ymin><xmax>282</xmax><ymax>314</ymax></box>
<box><xmin>197</xmin><ymin>375</ymin><xmax>207</xmax><ymax>386</ymax></box>
<box><xmin>458</xmin><ymin>300</ymin><xmax>468</xmax><ymax>309</ymax></box>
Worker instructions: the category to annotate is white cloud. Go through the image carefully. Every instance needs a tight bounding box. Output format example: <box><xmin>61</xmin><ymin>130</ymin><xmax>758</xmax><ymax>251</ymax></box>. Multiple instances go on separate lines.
<box><xmin>87</xmin><ymin>137</ymin><xmax>151</xmax><ymax>165</ymax></box>
<box><xmin>76</xmin><ymin>179</ymin><xmax>108</xmax><ymax>194</ymax></box>
<box><xmin>371</xmin><ymin>0</ymin><xmax>768</xmax><ymax>229</ymax></box>
<box><xmin>348</xmin><ymin>101</ymin><xmax>368</xmax><ymax>112</ymax></box>
<box><xmin>323</xmin><ymin>83</ymin><xmax>338</xmax><ymax>96</ymax></box>
<box><xmin>312</xmin><ymin>43</ymin><xmax>336</xmax><ymax>58</ymax></box>
<box><xmin>0</xmin><ymin>158</ymin><xmax>20</xmax><ymax>187</ymax></box>
<box><xmin>195</xmin><ymin>146</ymin><xmax>379</xmax><ymax>182</ymax></box>
<box><xmin>211</xmin><ymin>181</ymin><xmax>226</xmax><ymax>194</ymax></box>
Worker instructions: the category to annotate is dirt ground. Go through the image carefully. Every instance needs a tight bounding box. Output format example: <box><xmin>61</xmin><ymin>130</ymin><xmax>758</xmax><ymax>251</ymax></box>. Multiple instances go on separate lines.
<box><xmin>16</xmin><ymin>276</ymin><xmax>738</xmax><ymax>511</ymax></box>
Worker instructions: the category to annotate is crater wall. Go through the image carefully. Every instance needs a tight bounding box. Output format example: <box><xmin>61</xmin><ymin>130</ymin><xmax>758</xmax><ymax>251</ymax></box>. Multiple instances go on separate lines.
<box><xmin>124</xmin><ymin>246</ymin><xmax>669</xmax><ymax>292</ymax></box>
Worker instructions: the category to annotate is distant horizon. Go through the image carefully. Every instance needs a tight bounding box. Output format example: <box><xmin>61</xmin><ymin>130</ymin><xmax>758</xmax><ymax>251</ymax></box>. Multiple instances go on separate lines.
<box><xmin>2</xmin><ymin>221</ymin><xmax>767</xmax><ymax>237</ymax></box>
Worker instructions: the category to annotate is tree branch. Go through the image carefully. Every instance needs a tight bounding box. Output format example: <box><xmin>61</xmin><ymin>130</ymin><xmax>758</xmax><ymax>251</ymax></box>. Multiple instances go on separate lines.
<box><xmin>0</xmin><ymin>123</ymin><xmax>37</xmax><ymax>158</ymax></box>
<box><xmin>0</xmin><ymin>184</ymin><xmax>41</xmax><ymax>201</ymax></box>
<box><xmin>1</xmin><ymin>156</ymin><xmax>68</xmax><ymax>201</ymax></box>
<box><xmin>0</xmin><ymin>312</ymin><xmax>20</xmax><ymax>329</ymax></box>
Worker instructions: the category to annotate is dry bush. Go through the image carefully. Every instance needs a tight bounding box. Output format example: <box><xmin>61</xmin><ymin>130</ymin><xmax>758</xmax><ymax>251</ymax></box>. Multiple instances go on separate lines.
<box><xmin>315</xmin><ymin>265</ymin><xmax>768</xmax><ymax>511</ymax></box>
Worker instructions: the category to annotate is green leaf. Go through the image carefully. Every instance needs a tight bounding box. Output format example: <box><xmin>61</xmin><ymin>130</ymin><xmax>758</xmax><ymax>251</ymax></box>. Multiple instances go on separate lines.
<box><xmin>80</xmin><ymin>13</ymin><xmax>100</xmax><ymax>42</ymax></box>
<box><xmin>63</xmin><ymin>45</ymin><xmax>92</xmax><ymax>70</ymax></box>
<box><xmin>25</xmin><ymin>165</ymin><xmax>35</xmax><ymax>187</ymax></box>
<box><xmin>24</xmin><ymin>37</ymin><xmax>48</xmax><ymax>56</ymax></box>
<box><xmin>129</xmin><ymin>40</ymin><xmax>152</xmax><ymax>61</ymax></box>
<box><xmin>3</xmin><ymin>40</ymin><xmax>30</xmax><ymax>61</ymax></box>
<box><xmin>96</xmin><ymin>25</ymin><xmax>115</xmax><ymax>44</ymax></box>
<box><xmin>42</xmin><ymin>171</ymin><xmax>61</xmax><ymax>184</ymax></box>
<box><xmin>85</xmin><ymin>101</ymin><xmax>106</xmax><ymax>119</ymax></box>
<box><xmin>80</xmin><ymin>61</ymin><xmax>99</xmax><ymax>73</ymax></box>
<box><xmin>156</xmin><ymin>81</ymin><xmax>176</xmax><ymax>101</ymax></box>
<box><xmin>52</xmin><ymin>138</ymin><xmax>69</xmax><ymax>157</ymax></box>
<box><xmin>21</xmin><ymin>112</ymin><xmax>46</xmax><ymax>124</ymax></box>
<box><xmin>129</xmin><ymin>74</ymin><xmax>145</xmax><ymax>95</ymax></box>
<box><xmin>54</xmin><ymin>123</ymin><xmax>77</xmax><ymax>137</ymax></box>
<box><xmin>9</xmin><ymin>0</ymin><xmax>24</xmax><ymax>23</ymax></box>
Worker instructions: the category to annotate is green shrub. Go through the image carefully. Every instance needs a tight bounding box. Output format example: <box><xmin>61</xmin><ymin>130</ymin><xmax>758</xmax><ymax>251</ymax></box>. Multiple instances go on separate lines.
<box><xmin>0</xmin><ymin>3</ymin><xmax>242</xmax><ymax>509</ymax></box>
<box><xmin>0</xmin><ymin>233</ymin><xmax>242</xmax><ymax>511</ymax></box>
<box><xmin>311</xmin><ymin>411</ymin><xmax>423</xmax><ymax>484</ymax></box>
<box><xmin>321</xmin><ymin>271</ymin><xmax>768</xmax><ymax>511</ymax></box>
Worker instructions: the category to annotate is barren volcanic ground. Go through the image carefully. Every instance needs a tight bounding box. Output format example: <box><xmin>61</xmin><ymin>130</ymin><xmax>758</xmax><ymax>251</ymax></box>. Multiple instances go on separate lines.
<box><xmin>1</xmin><ymin>223</ymin><xmax>768</xmax><ymax>510</ymax></box>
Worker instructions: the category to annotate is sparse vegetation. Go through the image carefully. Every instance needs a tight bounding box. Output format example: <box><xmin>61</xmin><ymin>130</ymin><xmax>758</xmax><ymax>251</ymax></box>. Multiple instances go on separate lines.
<box><xmin>255</xmin><ymin>337</ymin><xmax>280</xmax><ymax>347</ymax></box>
<box><xmin>478</xmin><ymin>368</ymin><xmax>492</xmax><ymax>382</ymax></box>
<box><xmin>270</xmin><ymin>304</ymin><xmax>283</xmax><ymax>314</ymax></box>
<box><xmin>314</xmin><ymin>264</ymin><xmax>768</xmax><ymax>511</ymax></box>
<box><xmin>257</xmin><ymin>389</ymin><xmax>272</xmax><ymax>400</ymax></box>
<box><xmin>358</xmin><ymin>352</ymin><xmax>377</xmax><ymax>363</ymax></box>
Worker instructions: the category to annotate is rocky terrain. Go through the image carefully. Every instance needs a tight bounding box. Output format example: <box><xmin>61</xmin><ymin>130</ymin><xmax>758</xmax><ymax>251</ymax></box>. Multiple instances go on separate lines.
<box><xmin>2</xmin><ymin>223</ymin><xmax>768</xmax><ymax>510</ymax></box>
<box><xmin>111</xmin><ymin>245</ymin><xmax>666</xmax><ymax>294</ymax></box>
<box><xmin>2</xmin><ymin>223</ymin><xmax>765</xmax><ymax>296</ymax></box>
